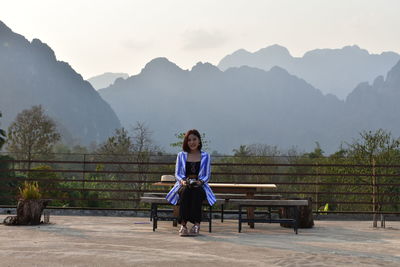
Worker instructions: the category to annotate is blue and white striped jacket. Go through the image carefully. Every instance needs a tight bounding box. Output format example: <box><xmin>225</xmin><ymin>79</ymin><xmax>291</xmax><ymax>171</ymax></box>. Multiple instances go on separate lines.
<box><xmin>165</xmin><ymin>151</ymin><xmax>216</xmax><ymax>206</ymax></box>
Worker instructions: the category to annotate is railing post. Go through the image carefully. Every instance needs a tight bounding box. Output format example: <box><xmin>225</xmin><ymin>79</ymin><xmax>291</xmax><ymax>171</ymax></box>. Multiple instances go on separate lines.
<box><xmin>372</xmin><ymin>158</ymin><xmax>377</xmax><ymax>228</ymax></box>
<box><xmin>315</xmin><ymin>162</ymin><xmax>319</xmax><ymax>211</ymax></box>
<box><xmin>82</xmin><ymin>154</ymin><xmax>86</xmax><ymax>198</ymax></box>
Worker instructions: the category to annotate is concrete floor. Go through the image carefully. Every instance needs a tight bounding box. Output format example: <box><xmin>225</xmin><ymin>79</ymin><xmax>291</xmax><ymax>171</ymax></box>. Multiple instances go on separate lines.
<box><xmin>1</xmin><ymin>215</ymin><xmax>400</xmax><ymax>266</ymax></box>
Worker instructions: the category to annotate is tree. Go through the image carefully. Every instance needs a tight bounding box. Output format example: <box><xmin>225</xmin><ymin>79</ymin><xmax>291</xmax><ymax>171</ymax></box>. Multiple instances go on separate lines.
<box><xmin>7</xmin><ymin>105</ymin><xmax>61</xmax><ymax>167</ymax></box>
<box><xmin>0</xmin><ymin>112</ymin><xmax>6</xmax><ymax>150</ymax></box>
<box><xmin>232</xmin><ymin>145</ymin><xmax>251</xmax><ymax>157</ymax></box>
<box><xmin>97</xmin><ymin>127</ymin><xmax>134</xmax><ymax>155</ymax></box>
<box><xmin>132</xmin><ymin>122</ymin><xmax>154</xmax><ymax>153</ymax></box>
<box><xmin>96</xmin><ymin>124</ymin><xmax>159</xmax><ymax>208</ymax></box>
<box><xmin>346</xmin><ymin>129</ymin><xmax>400</xmax><ymax>226</ymax></box>
<box><xmin>346</xmin><ymin>129</ymin><xmax>400</xmax><ymax>162</ymax></box>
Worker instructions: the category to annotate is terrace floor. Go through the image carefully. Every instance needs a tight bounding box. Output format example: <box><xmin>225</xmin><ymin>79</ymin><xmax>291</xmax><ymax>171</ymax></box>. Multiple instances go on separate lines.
<box><xmin>1</xmin><ymin>215</ymin><xmax>400</xmax><ymax>266</ymax></box>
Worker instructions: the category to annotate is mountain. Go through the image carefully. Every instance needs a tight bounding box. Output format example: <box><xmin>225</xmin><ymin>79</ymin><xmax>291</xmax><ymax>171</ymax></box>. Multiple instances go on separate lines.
<box><xmin>0</xmin><ymin>21</ymin><xmax>121</xmax><ymax>145</ymax></box>
<box><xmin>100</xmin><ymin>57</ymin><xmax>347</xmax><ymax>154</ymax></box>
<box><xmin>87</xmin><ymin>72</ymin><xmax>129</xmax><ymax>90</ymax></box>
<box><xmin>345</xmin><ymin>60</ymin><xmax>400</xmax><ymax>134</ymax></box>
<box><xmin>218</xmin><ymin>45</ymin><xmax>400</xmax><ymax>99</ymax></box>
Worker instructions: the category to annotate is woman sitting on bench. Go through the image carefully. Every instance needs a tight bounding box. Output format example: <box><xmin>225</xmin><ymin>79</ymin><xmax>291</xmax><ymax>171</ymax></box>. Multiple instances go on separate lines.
<box><xmin>166</xmin><ymin>129</ymin><xmax>216</xmax><ymax>236</ymax></box>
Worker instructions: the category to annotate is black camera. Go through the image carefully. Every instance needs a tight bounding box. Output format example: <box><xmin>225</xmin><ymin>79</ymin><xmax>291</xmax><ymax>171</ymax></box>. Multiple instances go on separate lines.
<box><xmin>187</xmin><ymin>178</ymin><xmax>199</xmax><ymax>188</ymax></box>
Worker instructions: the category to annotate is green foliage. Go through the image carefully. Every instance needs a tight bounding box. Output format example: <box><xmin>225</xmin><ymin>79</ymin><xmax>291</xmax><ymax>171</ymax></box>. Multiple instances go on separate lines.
<box><xmin>7</xmin><ymin>105</ymin><xmax>61</xmax><ymax>163</ymax></box>
<box><xmin>19</xmin><ymin>181</ymin><xmax>42</xmax><ymax>200</ymax></box>
<box><xmin>347</xmin><ymin>129</ymin><xmax>400</xmax><ymax>162</ymax></box>
<box><xmin>3</xmin><ymin>128</ymin><xmax>400</xmax><ymax>212</ymax></box>
<box><xmin>28</xmin><ymin>165</ymin><xmax>59</xmax><ymax>196</ymax></box>
<box><xmin>97</xmin><ymin>128</ymin><xmax>134</xmax><ymax>155</ymax></box>
<box><xmin>232</xmin><ymin>145</ymin><xmax>251</xmax><ymax>156</ymax></box>
<box><xmin>0</xmin><ymin>154</ymin><xmax>17</xmax><ymax>204</ymax></box>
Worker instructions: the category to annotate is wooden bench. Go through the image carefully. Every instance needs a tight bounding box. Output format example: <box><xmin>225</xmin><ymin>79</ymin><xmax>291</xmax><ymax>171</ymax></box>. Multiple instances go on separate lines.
<box><xmin>229</xmin><ymin>199</ymin><xmax>309</xmax><ymax>234</ymax></box>
<box><xmin>143</xmin><ymin>192</ymin><xmax>281</xmax><ymax>223</ymax></box>
<box><xmin>140</xmin><ymin>196</ymin><xmax>224</xmax><ymax>232</ymax></box>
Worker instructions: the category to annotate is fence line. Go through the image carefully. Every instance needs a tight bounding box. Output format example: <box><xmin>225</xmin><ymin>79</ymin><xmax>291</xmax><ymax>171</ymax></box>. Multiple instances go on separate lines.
<box><xmin>1</xmin><ymin>155</ymin><xmax>400</xmax><ymax>214</ymax></box>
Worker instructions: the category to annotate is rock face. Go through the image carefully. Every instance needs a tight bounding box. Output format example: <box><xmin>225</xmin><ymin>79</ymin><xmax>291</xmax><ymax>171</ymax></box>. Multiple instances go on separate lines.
<box><xmin>0</xmin><ymin>21</ymin><xmax>121</xmax><ymax>145</ymax></box>
<box><xmin>218</xmin><ymin>44</ymin><xmax>400</xmax><ymax>99</ymax></box>
<box><xmin>345</xmin><ymin>60</ymin><xmax>400</xmax><ymax>134</ymax></box>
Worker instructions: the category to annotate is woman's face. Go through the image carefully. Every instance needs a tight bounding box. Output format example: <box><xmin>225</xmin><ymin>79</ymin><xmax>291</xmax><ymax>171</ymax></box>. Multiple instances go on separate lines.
<box><xmin>187</xmin><ymin>134</ymin><xmax>200</xmax><ymax>152</ymax></box>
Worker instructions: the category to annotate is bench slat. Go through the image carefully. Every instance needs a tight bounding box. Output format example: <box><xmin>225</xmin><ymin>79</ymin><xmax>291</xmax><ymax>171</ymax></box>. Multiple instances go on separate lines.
<box><xmin>140</xmin><ymin>196</ymin><xmax>224</xmax><ymax>205</ymax></box>
<box><xmin>230</xmin><ymin>199</ymin><xmax>309</xmax><ymax>206</ymax></box>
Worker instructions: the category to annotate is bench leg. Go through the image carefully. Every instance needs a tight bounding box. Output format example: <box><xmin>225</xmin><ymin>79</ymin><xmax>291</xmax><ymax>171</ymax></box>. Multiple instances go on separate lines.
<box><xmin>209</xmin><ymin>205</ymin><xmax>212</xmax><ymax>233</ymax></box>
<box><xmin>153</xmin><ymin>204</ymin><xmax>158</xmax><ymax>231</ymax></box>
<box><xmin>247</xmin><ymin>207</ymin><xmax>255</xmax><ymax>228</ymax></box>
<box><xmin>150</xmin><ymin>203</ymin><xmax>153</xmax><ymax>221</ymax></box>
<box><xmin>238</xmin><ymin>205</ymin><xmax>242</xmax><ymax>233</ymax></box>
<box><xmin>268</xmin><ymin>207</ymin><xmax>272</xmax><ymax>222</ymax></box>
<box><xmin>221</xmin><ymin>204</ymin><xmax>224</xmax><ymax>223</ymax></box>
<box><xmin>294</xmin><ymin>206</ymin><xmax>298</xmax><ymax>234</ymax></box>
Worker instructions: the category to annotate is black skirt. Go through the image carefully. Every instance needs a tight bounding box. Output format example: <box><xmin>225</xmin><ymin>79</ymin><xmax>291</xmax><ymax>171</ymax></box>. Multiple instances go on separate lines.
<box><xmin>178</xmin><ymin>185</ymin><xmax>206</xmax><ymax>224</ymax></box>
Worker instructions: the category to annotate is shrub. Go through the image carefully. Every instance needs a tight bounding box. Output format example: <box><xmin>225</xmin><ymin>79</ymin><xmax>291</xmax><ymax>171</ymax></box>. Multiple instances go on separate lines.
<box><xmin>19</xmin><ymin>181</ymin><xmax>42</xmax><ymax>200</ymax></box>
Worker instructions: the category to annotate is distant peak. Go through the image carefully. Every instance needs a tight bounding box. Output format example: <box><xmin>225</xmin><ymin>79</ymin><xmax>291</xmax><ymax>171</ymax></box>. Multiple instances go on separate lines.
<box><xmin>0</xmin><ymin>20</ymin><xmax>21</xmax><ymax>40</ymax></box>
<box><xmin>0</xmin><ymin>20</ymin><xmax>12</xmax><ymax>32</ymax></box>
<box><xmin>256</xmin><ymin>44</ymin><xmax>291</xmax><ymax>57</ymax></box>
<box><xmin>144</xmin><ymin>57</ymin><xmax>179</xmax><ymax>69</ymax></box>
<box><xmin>304</xmin><ymin>45</ymin><xmax>369</xmax><ymax>57</ymax></box>
<box><xmin>231</xmin><ymin>48</ymin><xmax>251</xmax><ymax>56</ymax></box>
<box><xmin>191</xmin><ymin>62</ymin><xmax>221</xmax><ymax>73</ymax></box>
<box><xmin>342</xmin><ymin>45</ymin><xmax>369</xmax><ymax>55</ymax></box>
<box><xmin>141</xmin><ymin>57</ymin><xmax>184</xmax><ymax>75</ymax></box>
<box><xmin>342</xmin><ymin>44</ymin><xmax>361</xmax><ymax>50</ymax></box>
<box><xmin>31</xmin><ymin>38</ymin><xmax>56</xmax><ymax>61</ymax></box>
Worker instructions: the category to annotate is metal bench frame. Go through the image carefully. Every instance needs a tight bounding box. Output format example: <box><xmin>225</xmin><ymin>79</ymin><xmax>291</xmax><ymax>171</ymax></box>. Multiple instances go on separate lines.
<box><xmin>141</xmin><ymin>196</ymin><xmax>222</xmax><ymax>232</ymax></box>
<box><xmin>229</xmin><ymin>199</ymin><xmax>309</xmax><ymax>234</ymax></box>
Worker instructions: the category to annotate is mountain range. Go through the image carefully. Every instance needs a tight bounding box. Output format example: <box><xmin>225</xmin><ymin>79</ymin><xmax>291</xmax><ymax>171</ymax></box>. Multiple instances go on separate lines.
<box><xmin>99</xmin><ymin>57</ymin><xmax>400</xmax><ymax>154</ymax></box>
<box><xmin>0</xmin><ymin>21</ymin><xmax>121</xmax><ymax>145</ymax></box>
<box><xmin>2</xmin><ymin>19</ymin><xmax>400</xmax><ymax>154</ymax></box>
<box><xmin>218</xmin><ymin>44</ymin><xmax>400</xmax><ymax>99</ymax></box>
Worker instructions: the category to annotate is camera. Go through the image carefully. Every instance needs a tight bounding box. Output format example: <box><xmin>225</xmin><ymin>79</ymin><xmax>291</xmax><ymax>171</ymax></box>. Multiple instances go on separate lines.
<box><xmin>187</xmin><ymin>178</ymin><xmax>199</xmax><ymax>188</ymax></box>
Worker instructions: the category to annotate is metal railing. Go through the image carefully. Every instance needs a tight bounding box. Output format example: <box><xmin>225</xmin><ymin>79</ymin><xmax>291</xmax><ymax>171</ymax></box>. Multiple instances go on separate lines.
<box><xmin>1</xmin><ymin>153</ymin><xmax>400</xmax><ymax>215</ymax></box>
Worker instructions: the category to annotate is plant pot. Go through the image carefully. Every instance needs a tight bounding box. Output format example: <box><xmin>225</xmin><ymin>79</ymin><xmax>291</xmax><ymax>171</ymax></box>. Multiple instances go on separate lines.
<box><xmin>16</xmin><ymin>199</ymin><xmax>49</xmax><ymax>225</ymax></box>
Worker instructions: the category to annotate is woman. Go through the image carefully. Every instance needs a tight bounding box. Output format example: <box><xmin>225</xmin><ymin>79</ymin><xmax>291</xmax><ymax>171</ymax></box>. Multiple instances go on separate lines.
<box><xmin>166</xmin><ymin>129</ymin><xmax>216</xmax><ymax>236</ymax></box>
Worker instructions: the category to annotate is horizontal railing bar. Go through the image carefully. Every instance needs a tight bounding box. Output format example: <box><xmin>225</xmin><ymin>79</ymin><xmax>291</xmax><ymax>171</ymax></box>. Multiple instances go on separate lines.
<box><xmin>0</xmin><ymin>169</ymin><xmax>171</xmax><ymax>174</ymax></box>
<box><xmin>0</xmin><ymin>197</ymin><xmax>141</xmax><ymax>202</ymax></box>
<box><xmin>3</xmin><ymin>168</ymin><xmax>400</xmax><ymax>177</ymax></box>
<box><xmin>0</xmin><ymin>177</ymin><xmax>159</xmax><ymax>183</ymax></box>
<box><xmin>0</xmin><ymin>159</ymin><xmax>175</xmax><ymax>165</ymax></box>
<box><xmin>3</xmin><ymin>158</ymin><xmax>400</xmax><ymax>168</ymax></box>
<box><xmin>3</xmin><ymin>177</ymin><xmax>400</xmax><ymax>187</ymax></box>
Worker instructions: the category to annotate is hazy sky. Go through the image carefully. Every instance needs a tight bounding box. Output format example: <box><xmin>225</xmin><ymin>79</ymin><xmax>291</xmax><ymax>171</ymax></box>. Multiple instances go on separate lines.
<box><xmin>1</xmin><ymin>0</ymin><xmax>399</xmax><ymax>79</ymax></box>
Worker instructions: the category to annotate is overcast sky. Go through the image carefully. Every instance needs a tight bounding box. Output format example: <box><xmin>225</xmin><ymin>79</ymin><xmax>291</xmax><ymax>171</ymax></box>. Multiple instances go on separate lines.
<box><xmin>1</xmin><ymin>0</ymin><xmax>399</xmax><ymax>79</ymax></box>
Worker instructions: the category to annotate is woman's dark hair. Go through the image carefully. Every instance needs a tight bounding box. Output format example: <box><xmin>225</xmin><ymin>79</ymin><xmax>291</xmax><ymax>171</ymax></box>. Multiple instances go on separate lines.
<box><xmin>182</xmin><ymin>129</ymin><xmax>202</xmax><ymax>152</ymax></box>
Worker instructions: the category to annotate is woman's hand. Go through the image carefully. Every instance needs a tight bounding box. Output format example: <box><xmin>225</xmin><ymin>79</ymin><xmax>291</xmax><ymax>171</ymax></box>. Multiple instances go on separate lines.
<box><xmin>180</xmin><ymin>180</ymin><xmax>187</xmax><ymax>186</ymax></box>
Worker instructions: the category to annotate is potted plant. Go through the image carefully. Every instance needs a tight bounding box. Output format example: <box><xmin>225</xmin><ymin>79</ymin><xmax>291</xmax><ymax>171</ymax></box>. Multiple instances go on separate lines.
<box><xmin>4</xmin><ymin>181</ymin><xmax>49</xmax><ymax>225</ymax></box>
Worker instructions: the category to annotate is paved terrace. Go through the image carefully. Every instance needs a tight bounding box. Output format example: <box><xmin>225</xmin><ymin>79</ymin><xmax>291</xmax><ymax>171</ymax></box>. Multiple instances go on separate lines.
<box><xmin>1</xmin><ymin>215</ymin><xmax>400</xmax><ymax>266</ymax></box>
